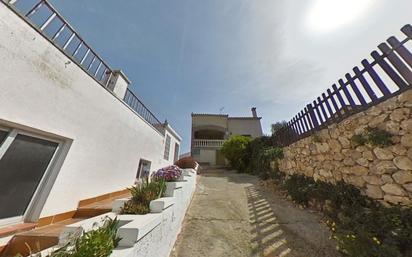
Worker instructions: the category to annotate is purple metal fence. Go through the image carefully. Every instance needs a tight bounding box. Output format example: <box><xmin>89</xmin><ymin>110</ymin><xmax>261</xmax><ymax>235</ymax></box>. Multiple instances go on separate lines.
<box><xmin>2</xmin><ymin>0</ymin><xmax>164</xmax><ymax>133</ymax></box>
<box><xmin>273</xmin><ymin>24</ymin><xmax>412</xmax><ymax>147</ymax></box>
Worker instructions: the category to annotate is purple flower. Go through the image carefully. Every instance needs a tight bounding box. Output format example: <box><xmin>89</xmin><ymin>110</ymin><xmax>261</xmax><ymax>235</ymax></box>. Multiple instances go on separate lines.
<box><xmin>152</xmin><ymin>165</ymin><xmax>183</xmax><ymax>182</ymax></box>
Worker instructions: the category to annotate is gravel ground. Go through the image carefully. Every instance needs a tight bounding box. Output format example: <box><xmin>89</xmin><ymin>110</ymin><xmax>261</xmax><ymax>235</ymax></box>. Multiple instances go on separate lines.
<box><xmin>170</xmin><ymin>169</ymin><xmax>341</xmax><ymax>257</ymax></box>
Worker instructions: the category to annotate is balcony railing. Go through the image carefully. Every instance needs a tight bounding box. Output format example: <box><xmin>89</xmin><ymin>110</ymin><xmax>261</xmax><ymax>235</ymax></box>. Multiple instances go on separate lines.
<box><xmin>3</xmin><ymin>0</ymin><xmax>113</xmax><ymax>87</ymax></box>
<box><xmin>1</xmin><ymin>0</ymin><xmax>165</xmax><ymax>134</ymax></box>
<box><xmin>193</xmin><ymin>139</ymin><xmax>225</xmax><ymax>148</ymax></box>
<box><xmin>124</xmin><ymin>89</ymin><xmax>162</xmax><ymax>130</ymax></box>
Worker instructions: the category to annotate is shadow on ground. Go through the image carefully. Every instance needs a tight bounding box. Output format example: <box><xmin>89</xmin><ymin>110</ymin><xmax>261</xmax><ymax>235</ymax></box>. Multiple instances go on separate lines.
<box><xmin>171</xmin><ymin>169</ymin><xmax>340</xmax><ymax>257</ymax></box>
<box><xmin>246</xmin><ymin>185</ymin><xmax>291</xmax><ymax>256</ymax></box>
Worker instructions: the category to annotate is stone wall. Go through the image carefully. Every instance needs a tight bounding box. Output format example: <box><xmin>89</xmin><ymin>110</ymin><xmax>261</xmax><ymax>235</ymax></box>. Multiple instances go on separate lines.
<box><xmin>279</xmin><ymin>90</ymin><xmax>412</xmax><ymax>206</ymax></box>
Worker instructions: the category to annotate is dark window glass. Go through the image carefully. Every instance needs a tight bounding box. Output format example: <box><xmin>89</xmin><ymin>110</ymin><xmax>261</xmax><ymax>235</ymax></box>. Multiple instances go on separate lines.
<box><xmin>136</xmin><ymin>159</ymin><xmax>151</xmax><ymax>182</ymax></box>
<box><xmin>0</xmin><ymin>134</ymin><xmax>58</xmax><ymax>219</ymax></box>
<box><xmin>174</xmin><ymin>143</ymin><xmax>180</xmax><ymax>163</ymax></box>
<box><xmin>164</xmin><ymin>135</ymin><xmax>171</xmax><ymax>160</ymax></box>
<box><xmin>0</xmin><ymin>130</ymin><xmax>7</xmax><ymax>146</ymax></box>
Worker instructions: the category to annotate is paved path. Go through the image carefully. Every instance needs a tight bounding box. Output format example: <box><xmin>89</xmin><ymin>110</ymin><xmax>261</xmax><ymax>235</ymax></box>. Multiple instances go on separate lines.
<box><xmin>170</xmin><ymin>169</ymin><xmax>341</xmax><ymax>257</ymax></box>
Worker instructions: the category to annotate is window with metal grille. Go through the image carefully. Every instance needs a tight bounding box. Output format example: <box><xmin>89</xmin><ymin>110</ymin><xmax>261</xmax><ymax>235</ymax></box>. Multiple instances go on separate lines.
<box><xmin>163</xmin><ymin>135</ymin><xmax>171</xmax><ymax>160</ymax></box>
<box><xmin>173</xmin><ymin>143</ymin><xmax>180</xmax><ymax>163</ymax></box>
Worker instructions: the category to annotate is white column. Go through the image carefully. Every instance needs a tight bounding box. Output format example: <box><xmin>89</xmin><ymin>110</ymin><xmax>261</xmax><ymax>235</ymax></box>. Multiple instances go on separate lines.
<box><xmin>107</xmin><ymin>70</ymin><xmax>131</xmax><ymax>99</ymax></box>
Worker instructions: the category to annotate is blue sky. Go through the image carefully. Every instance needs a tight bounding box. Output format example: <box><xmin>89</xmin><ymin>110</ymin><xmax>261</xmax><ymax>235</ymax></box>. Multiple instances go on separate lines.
<box><xmin>49</xmin><ymin>0</ymin><xmax>412</xmax><ymax>153</ymax></box>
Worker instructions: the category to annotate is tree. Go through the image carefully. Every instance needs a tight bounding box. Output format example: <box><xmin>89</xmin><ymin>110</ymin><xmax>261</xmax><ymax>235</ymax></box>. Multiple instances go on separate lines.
<box><xmin>271</xmin><ymin>121</ymin><xmax>288</xmax><ymax>135</ymax></box>
<box><xmin>220</xmin><ymin>135</ymin><xmax>251</xmax><ymax>172</ymax></box>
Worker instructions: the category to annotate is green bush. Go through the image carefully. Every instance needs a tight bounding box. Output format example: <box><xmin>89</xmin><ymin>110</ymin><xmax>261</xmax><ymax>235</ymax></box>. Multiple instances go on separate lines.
<box><xmin>220</xmin><ymin>135</ymin><xmax>251</xmax><ymax>172</ymax></box>
<box><xmin>351</xmin><ymin>134</ymin><xmax>367</xmax><ymax>146</ymax></box>
<box><xmin>121</xmin><ymin>177</ymin><xmax>166</xmax><ymax>214</ymax></box>
<box><xmin>256</xmin><ymin>147</ymin><xmax>284</xmax><ymax>180</ymax></box>
<box><xmin>239</xmin><ymin>136</ymin><xmax>284</xmax><ymax>178</ymax></box>
<box><xmin>366</xmin><ymin>127</ymin><xmax>393</xmax><ymax>146</ymax></box>
<box><xmin>351</xmin><ymin>127</ymin><xmax>392</xmax><ymax>147</ymax></box>
<box><xmin>279</xmin><ymin>174</ymin><xmax>412</xmax><ymax>257</ymax></box>
<box><xmin>243</xmin><ymin>136</ymin><xmax>271</xmax><ymax>173</ymax></box>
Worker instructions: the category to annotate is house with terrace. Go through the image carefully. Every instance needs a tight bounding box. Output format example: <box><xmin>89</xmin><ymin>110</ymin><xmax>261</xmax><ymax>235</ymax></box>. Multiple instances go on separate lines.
<box><xmin>191</xmin><ymin>108</ymin><xmax>263</xmax><ymax>166</ymax></box>
<box><xmin>0</xmin><ymin>0</ymin><xmax>184</xmax><ymax>255</ymax></box>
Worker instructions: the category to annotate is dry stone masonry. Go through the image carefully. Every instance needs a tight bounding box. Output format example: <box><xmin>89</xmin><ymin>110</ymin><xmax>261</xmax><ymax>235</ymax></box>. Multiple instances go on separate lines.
<box><xmin>279</xmin><ymin>90</ymin><xmax>412</xmax><ymax>206</ymax></box>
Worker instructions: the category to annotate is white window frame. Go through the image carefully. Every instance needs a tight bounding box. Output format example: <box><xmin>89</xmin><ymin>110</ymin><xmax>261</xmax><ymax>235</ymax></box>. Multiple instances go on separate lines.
<box><xmin>135</xmin><ymin>159</ymin><xmax>151</xmax><ymax>183</ymax></box>
<box><xmin>0</xmin><ymin>127</ymin><xmax>63</xmax><ymax>226</ymax></box>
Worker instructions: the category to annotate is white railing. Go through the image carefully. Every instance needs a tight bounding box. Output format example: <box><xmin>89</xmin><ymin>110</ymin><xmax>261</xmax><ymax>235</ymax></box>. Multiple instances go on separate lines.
<box><xmin>193</xmin><ymin>139</ymin><xmax>225</xmax><ymax>148</ymax></box>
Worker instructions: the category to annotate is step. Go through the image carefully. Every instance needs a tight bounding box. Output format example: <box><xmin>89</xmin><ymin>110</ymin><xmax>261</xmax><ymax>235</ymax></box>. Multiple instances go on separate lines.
<box><xmin>0</xmin><ymin>223</ymin><xmax>36</xmax><ymax>239</ymax></box>
<box><xmin>0</xmin><ymin>218</ymin><xmax>83</xmax><ymax>257</ymax></box>
<box><xmin>73</xmin><ymin>208</ymin><xmax>112</xmax><ymax>218</ymax></box>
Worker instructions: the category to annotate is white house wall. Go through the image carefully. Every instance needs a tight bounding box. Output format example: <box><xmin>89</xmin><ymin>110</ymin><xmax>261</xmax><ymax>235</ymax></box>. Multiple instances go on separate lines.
<box><xmin>227</xmin><ymin>119</ymin><xmax>263</xmax><ymax>138</ymax></box>
<box><xmin>192</xmin><ymin>115</ymin><xmax>227</xmax><ymax>129</ymax></box>
<box><xmin>0</xmin><ymin>5</ymin><xmax>180</xmax><ymax>218</ymax></box>
<box><xmin>193</xmin><ymin>149</ymin><xmax>216</xmax><ymax>165</ymax></box>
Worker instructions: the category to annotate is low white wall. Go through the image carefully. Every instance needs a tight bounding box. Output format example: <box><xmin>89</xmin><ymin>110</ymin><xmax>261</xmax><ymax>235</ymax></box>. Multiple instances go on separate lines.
<box><xmin>0</xmin><ymin>4</ymin><xmax>180</xmax><ymax>219</ymax></box>
<box><xmin>111</xmin><ymin>168</ymin><xmax>197</xmax><ymax>257</ymax></box>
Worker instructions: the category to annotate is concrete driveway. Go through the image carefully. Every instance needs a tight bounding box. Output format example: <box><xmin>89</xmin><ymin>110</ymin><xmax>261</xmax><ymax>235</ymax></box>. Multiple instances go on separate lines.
<box><xmin>170</xmin><ymin>169</ymin><xmax>340</xmax><ymax>257</ymax></box>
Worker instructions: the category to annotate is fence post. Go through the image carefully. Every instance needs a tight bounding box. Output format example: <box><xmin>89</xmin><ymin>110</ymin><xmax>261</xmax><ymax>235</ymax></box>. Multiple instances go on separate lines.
<box><xmin>331</xmin><ymin>84</ymin><xmax>349</xmax><ymax>118</ymax></box>
<box><xmin>353</xmin><ymin>66</ymin><xmax>378</xmax><ymax>102</ymax></box>
<box><xmin>317</xmin><ymin>97</ymin><xmax>329</xmax><ymax>124</ymax></box>
<box><xmin>313</xmin><ymin>100</ymin><xmax>324</xmax><ymax>125</ymax></box>
<box><xmin>361</xmin><ymin>59</ymin><xmax>391</xmax><ymax>96</ymax></box>
<box><xmin>322</xmin><ymin>93</ymin><xmax>335</xmax><ymax>123</ymax></box>
<box><xmin>345</xmin><ymin>73</ymin><xmax>367</xmax><ymax>106</ymax></box>
<box><xmin>327</xmin><ymin>89</ymin><xmax>342</xmax><ymax>121</ymax></box>
<box><xmin>378</xmin><ymin>42</ymin><xmax>412</xmax><ymax>86</ymax></box>
<box><xmin>401</xmin><ymin>24</ymin><xmax>412</xmax><ymax>39</ymax></box>
<box><xmin>298</xmin><ymin>112</ymin><xmax>307</xmax><ymax>134</ymax></box>
<box><xmin>303</xmin><ymin>108</ymin><xmax>313</xmax><ymax>133</ymax></box>
<box><xmin>371</xmin><ymin>50</ymin><xmax>408</xmax><ymax>90</ymax></box>
<box><xmin>387</xmin><ymin>36</ymin><xmax>412</xmax><ymax>69</ymax></box>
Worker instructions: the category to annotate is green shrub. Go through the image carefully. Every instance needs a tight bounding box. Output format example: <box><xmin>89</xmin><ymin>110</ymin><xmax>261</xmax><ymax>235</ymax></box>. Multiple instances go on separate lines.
<box><xmin>240</xmin><ymin>136</ymin><xmax>284</xmax><ymax>178</ymax></box>
<box><xmin>49</xmin><ymin>217</ymin><xmax>120</xmax><ymax>257</ymax></box>
<box><xmin>220</xmin><ymin>135</ymin><xmax>251</xmax><ymax>172</ymax></box>
<box><xmin>243</xmin><ymin>136</ymin><xmax>271</xmax><ymax>174</ymax></box>
<box><xmin>351</xmin><ymin>134</ymin><xmax>367</xmax><ymax>146</ymax></box>
<box><xmin>279</xmin><ymin>174</ymin><xmax>412</xmax><ymax>257</ymax></box>
<box><xmin>312</xmin><ymin>133</ymin><xmax>322</xmax><ymax>143</ymax></box>
<box><xmin>121</xmin><ymin>178</ymin><xmax>166</xmax><ymax>215</ymax></box>
<box><xmin>366</xmin><ymin>127</ymin><xmax>393</xmax><ymax>146</ymax></box>
<box><xmin>351</xmin><ymin>127</ymin><xmax>392</xmax><ymax>147</ymax></box>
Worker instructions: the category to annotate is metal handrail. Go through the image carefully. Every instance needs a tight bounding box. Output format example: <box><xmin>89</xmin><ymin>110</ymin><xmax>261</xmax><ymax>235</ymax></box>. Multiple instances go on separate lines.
<box><xmin>124</xmin><ymin>89</ymin><xmax>163</xmax><ymax>130</ymax></box>
<box><xmin>2</xmin><ymin>0</ymin><xmax>165</xmax><ymax>134</ymax></box>
<box><xmin>3</xmin><ymin>0</ymin><xmax>113</xmax><ymax>87</ymax></box>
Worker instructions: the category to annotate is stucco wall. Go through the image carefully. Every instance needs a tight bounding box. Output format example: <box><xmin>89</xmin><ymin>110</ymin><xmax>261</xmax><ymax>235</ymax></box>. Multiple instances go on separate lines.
<box><xmin>0</xmin><ymin>5</ymin><xmax>180</xmax><ymax>218</ymax></box>
<box><xmin>192</xmin><ymin>115</ymin><xmax>228</xmax><ymax>130</ymax></box>
<box><xmin>279</xmin><ymin>90</ymin><xmax>412</xmax><ymax>206</ymax></box>
<box><xmin>227</xmin><ymin>118</ymin><xmax>263</xmax><ymax>138</ymax></box>
<box><xmin>111</xmin><ymin>169</ymin><xmax>197</xmax><ymax>257</ymax></box>
<box><xmin>193</xmin><ymin>149</ymin><xmax>216</xmax><ymax>165</ymax></box>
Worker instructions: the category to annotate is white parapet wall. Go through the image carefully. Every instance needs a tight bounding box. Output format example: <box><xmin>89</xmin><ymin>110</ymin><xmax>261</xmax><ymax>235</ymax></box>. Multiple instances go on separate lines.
<box><xmin>0</xmin><ymin>2</ymin><xmax>181</xmax><ymax>221</ymax></box>
<box><xmin>111</xmin><ymin>168</ymin><xmax>197</xmax><ymax>257</ymax></box>
<box><xmin>38</xmin><ymin>168</ymin><xmax>197</xmax><ymax>257</ymax></box>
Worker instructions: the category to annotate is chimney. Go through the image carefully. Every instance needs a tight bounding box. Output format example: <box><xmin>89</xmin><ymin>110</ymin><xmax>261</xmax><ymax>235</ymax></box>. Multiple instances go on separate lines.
<box><xmin>251</xmin><ymin>107</ymin><xmax>257</xmax><ymax>118</ymax></box>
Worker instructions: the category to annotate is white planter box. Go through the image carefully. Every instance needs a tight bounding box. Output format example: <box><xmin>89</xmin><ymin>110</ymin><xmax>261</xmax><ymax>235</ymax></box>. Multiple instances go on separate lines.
<box><xmin>150</xmin><ymin>197</ymin><xmax>176</xmax><ymax>213</ymax></box>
